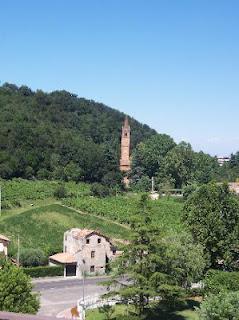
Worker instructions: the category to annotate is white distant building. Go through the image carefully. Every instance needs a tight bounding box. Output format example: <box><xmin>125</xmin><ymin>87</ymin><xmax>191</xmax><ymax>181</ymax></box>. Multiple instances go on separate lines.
<box><xmin>49</xmin><ymin>229</ymin><xmax>118</xmax><ymax>277</ymax></box>
<box><xmin>0</xmin><ymin>234</ymin><xmax>10</xmax><ymax>256</ymax></box>
<box><xmin>217</xmin><ymin>156</ymin><xmax>230</xmax><ymax>166</ymax></box>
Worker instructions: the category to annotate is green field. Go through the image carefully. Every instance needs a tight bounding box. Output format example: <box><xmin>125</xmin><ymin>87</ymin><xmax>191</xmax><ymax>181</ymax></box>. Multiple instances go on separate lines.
<box><xmin>64</xmin><ymin>194</ymin><xmax>184</xmax><ymax>235</ymax></box>
<box><xmin>0</xmin><ymin>204</ymin><xmax>131</xmax><ymax>255</ymax></box>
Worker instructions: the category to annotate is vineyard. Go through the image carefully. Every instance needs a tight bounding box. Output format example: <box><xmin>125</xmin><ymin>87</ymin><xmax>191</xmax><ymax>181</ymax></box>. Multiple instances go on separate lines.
<box><xmin>0</xmin><ymin>178</ymin><xmax>90</xmax><ymax>209</ymax></box>
<box><xmin>64</xmin><ymin>194</ymin><xmax>185</xmax><ymax>236</ymax></box>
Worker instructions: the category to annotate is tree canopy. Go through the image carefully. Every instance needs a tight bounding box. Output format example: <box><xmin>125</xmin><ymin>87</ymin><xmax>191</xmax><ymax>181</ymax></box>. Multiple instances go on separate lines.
<box><xmin>183</xmin><ymin>183</ymin><xmax>239</xmax><ymax>269</ymax></box>
<box><xmin>0</xmin><ymin>262</ymin><xmax>39</xmax><ymax>314</ymax></box>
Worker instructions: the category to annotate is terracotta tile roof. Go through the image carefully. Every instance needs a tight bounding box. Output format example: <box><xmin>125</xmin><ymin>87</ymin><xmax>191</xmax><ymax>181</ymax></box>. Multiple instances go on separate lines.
<box><xmin>71</xmin><ymin>228</ymin><xmax>95</xmax><ymax>239</ymax></box>
<box><xmin>0</xmin><ymin>234</ymin><xmax>10</xmax><ymax>242</ymax></box>
<box><xmin>49</xmin><ymin>253</ymin><xmax>76</xmax><ymax>264</ymax></box>
<box><xmin>67</xmin><ymin>228</ymin><xmax>112</xmax><ymax>243</ymax></box>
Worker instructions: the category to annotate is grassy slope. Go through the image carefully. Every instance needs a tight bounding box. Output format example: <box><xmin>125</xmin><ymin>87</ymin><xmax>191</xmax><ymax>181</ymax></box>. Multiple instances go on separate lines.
<box><xmin>0</xmin><ymin>204</ymin><xmax>131</xmax><ymax>255</ymax></box>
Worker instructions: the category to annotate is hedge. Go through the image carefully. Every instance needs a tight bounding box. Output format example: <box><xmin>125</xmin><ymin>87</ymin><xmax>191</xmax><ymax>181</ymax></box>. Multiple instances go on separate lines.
<box><xmin>204</xmin><ymin>270</ymin><xmax>239</xmax><ymax>295</ymax></box>
<box><xmin>22</xmin><ymin>265</ymin><xmax>64</xmax><ymax>278</ymax></box>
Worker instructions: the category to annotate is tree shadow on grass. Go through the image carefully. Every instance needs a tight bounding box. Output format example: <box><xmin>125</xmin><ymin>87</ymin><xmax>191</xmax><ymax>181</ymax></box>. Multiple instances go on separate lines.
<box><xmin>143</xmin><ymin>299</ymin><xmax>200</xmax><ymax>320</ymax></box>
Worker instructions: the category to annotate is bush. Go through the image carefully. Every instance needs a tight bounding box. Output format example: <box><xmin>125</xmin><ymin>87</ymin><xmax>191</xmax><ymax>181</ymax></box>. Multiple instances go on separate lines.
<box><xmin>199</xmin><ymin>291</ymin><xmax>239</xmax><ymax>320</ymax></box>
<box><xmin>90</xmin><ymin>183</ymin><xmax>110</xmax><ymax>198</ymax></box>
<box><xmin>54</xmin><ymin>184</ymin><xmax>68</xmax><ymax>199</ymax></box>
<box><xmin>22</xmin><ymin>265</ymin><xmax>64</xmax><ymax>278</ymax></box>
<box><xmin>204</xmin><ymin>270</ymin><xmax>239</xmax><ymax>295</ymax></box>
<box><xmin>20</xmin><ymin>248</ymin><xmax>48</xmax><ymax>267</ymax></box>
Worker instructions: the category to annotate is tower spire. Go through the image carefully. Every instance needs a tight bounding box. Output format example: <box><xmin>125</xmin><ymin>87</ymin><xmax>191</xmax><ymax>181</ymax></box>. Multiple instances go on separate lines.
<box><xmin>119</xmin><ymin>116</ymin><xmax>131</xmax><ymax>172</ymax></box>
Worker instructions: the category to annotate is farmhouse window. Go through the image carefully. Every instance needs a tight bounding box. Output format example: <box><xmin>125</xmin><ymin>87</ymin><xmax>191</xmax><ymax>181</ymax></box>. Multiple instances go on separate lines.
<box><xmin>98</xmin><ymin>238</ymin><xmax>101</xmax><ymax>243</ymax></box>
<box><xmin>86</xmin><ymin>239</ymin><xmax>90</xmax><ymax>244</ymax></box>
<box><xmin>91</xmin><ymin>251</ymin><xmax>95</xmax><ymax>258</ymax></box>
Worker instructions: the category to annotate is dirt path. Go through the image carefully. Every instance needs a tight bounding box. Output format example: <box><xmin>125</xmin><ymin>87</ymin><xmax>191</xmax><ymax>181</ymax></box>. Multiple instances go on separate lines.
<box><xmin>61</xmin><ymin>204</ymin><xmax>130</xmax><ymax>230</ymax></box>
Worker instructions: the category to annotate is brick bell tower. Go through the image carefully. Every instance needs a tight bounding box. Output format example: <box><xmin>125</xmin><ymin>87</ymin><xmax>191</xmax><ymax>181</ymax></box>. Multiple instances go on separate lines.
<box><xmin>120</xmin><ymin>116</ymin><xmax>131</xmax><ymax>172</ymax></box>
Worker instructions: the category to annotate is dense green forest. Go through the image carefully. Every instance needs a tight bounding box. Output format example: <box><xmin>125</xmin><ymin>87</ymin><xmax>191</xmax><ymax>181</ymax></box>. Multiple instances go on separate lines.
<box><xmin>0</xmin><ymin>83</ymin><xmax>155</xmax><ymax>182</ymax></box>
<box><xmin>1</xmin><ymin>82</ymin><xmax>239</xmax><ymax>188</ymax></box>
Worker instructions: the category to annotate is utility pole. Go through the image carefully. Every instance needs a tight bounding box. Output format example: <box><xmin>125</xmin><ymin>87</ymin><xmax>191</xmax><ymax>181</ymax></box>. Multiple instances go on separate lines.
<box><xmin>17</xmin><ymin>234</ymin><xmax>20</xmax><ymax>266</ymax></box>
<box><xmin>82</xmin><ymin>259</ymin><xmax>85</xmax><ymax>303</ymax></box>
<box><xmin>0</xmin><ymin>186</ymin><xmax>1</xmax><ymax>217</ymax></box>
<box><xmin>151</xmin><ymin>176</ymin><xmax>155</xmax><ymax>193</ymax></box>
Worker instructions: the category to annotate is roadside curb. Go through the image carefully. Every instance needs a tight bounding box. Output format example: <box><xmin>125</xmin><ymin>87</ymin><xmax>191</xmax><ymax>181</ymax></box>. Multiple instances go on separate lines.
<box><xmin>32</xmin><ymin>275</ymin><xmax>111</xmax><ymax>283</ymax></box>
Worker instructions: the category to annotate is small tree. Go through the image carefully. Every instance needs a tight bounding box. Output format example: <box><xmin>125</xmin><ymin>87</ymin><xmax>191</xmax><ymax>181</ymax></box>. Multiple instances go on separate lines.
<box><xmin>20</xmin><ymin>248</ymin><xmax>47</xmax><ymax>267</ymax></box>
<box><xmin>199</xmin><ymin>291</ymin><xmax>239</xmax><ymax>320</ymax></box>
<box><xmin>0</xmin><ymin>262</ymin><xmax>39</xmax><ymax>313</ymax></box>
<box><xmin>54</xmin><ymin>184</ymin><xmax>68</xmax><ymax>199</ymax></box>
<box><xmin>90</xmin><ymin>183</ymin><xmax>110</xmax><ymax>198</ymax></box>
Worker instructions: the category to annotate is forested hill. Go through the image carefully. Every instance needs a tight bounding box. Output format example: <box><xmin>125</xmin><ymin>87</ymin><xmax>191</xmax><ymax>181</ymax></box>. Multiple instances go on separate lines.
<box><xmin>0</xmin><ymin>83</ymin><xmax>156</xmax><ymax>182</ymax></box>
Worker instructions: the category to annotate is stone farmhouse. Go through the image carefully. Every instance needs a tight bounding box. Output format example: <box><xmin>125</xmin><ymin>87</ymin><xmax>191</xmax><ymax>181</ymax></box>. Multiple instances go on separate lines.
<box><xmin>49</xmin><ymin>229</ymin><xmax>117</xmax><ymax>277</ymax></box>
<box><xmin>0</xmin><ymin>234</ymin><xmax>10</xmax><ymax>256</ymax></box>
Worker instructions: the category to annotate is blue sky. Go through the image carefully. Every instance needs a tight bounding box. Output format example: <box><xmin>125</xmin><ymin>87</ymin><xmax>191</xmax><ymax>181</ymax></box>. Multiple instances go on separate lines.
<box><xmin>1</xmin><ymin>1</ymin><xmax>239</xmax><ymax>156</ymax></box>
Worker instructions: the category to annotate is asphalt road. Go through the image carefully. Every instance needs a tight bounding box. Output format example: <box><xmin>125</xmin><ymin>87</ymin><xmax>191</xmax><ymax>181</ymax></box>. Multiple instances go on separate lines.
<box><xmin>33</xmin><ymin>277</ymin><xmax>109</xmax><ymax>318</ymax></box>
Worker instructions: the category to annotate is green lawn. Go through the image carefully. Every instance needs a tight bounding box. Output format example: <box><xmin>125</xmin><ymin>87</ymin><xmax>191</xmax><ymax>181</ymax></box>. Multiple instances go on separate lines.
<box><xmin>0</xmin><ymin>204</ymin><xmax>131</xmax><ymax>256</ymax></box>
<box><xmin>86</xmin><ymin>303</ymin><xmax>199</xmax><ymax>320</ymax></box>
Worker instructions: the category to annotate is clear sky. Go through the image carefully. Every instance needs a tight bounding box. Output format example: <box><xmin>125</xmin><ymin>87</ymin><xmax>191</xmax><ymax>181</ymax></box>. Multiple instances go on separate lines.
<box><xmin>1</xmin><ymin>1</ymin><xmax>239</xmax><ymax>156</ymax></box>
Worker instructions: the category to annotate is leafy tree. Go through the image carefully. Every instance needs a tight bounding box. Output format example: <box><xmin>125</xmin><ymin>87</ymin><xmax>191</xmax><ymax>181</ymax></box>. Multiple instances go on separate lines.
<box><xmin>132</xmin><ymin>134</ymin><xmax>176</xmax><ymax>178</ymax></box>
<box><xmin>193</xmin><ymin>151</ymin><xmax>219</xmax><ymax>184</ymax></box>
<box><xmin>199</xmin><ymin>291</ymin><xmax>239</xmax><ymax>320</ymax></box>
<box><xmin>184</xmin><ymin>183</ymin><xmax>239</xmax><ymax>269</ymax></box>
<box><xmin>64</xmin><ymin>161</ymin><xmax>83</xmax><ymax>182</ymax></box>
<box><xmin>0</xmin><ymin>262</ymin><xmax>39</xmax><ymax>314</ymax></box>
<box><xmin>164</xmin><ymin>234</ymin><xmax>206</xmax><ymax>289</ymax></box>
<box><xmin>164</xmin><ymin>142</ymin><xmax>195</xmax><ymax>188</ymax></box>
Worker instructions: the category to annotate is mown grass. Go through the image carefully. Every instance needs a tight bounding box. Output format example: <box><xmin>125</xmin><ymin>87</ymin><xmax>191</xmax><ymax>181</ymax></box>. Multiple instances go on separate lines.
<box><xmin>86</xmin><ymin>303</ymin><xmax>199</xmax><ymax>320</ymax></box>
<box><xmin>0</xmin><ymin>204</ymin><xmax>131</xmax><ymax>256</ymax></box>
<box><xmin>64</xmin><ymin>194</ymin><xmax>185</xmax><ymax>236</ymax></box>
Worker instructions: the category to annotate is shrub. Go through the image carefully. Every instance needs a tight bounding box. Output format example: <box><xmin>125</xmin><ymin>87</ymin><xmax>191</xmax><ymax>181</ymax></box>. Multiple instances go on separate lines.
<box><xmin>22</xmin><ymin>265</ymin><xmax>64</xmax><ymax>278</ymax></box>
<box><xmin>90</xmin><ymin>183</ymin><xmax>110</xmax><ymax>198</ymax></box>
<box><xmin>54</xmin><ymin>184</ymin><xmax>68</xmax><ymax>199</ymax></box>
<box><xmin>199</xmin><ymin>291</ymin><xmax>239</xmax><ymax>320</ymax></box>
<box><xmin>204</xmin><ymin>270</ymin><xmax>239</xmax><ymax>295</ymax></box>
<box><xmin>20</xmin><ymin>248</ymin><xmax>48</xmax><ymax>267</ymax></box>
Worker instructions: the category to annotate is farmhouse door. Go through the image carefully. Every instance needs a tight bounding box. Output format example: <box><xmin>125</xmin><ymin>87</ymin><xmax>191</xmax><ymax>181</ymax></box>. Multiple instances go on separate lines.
<box><xmin>66</xmin><ymin>264</ymin><xmax>76</xmax><ymax>277</ymax></box>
